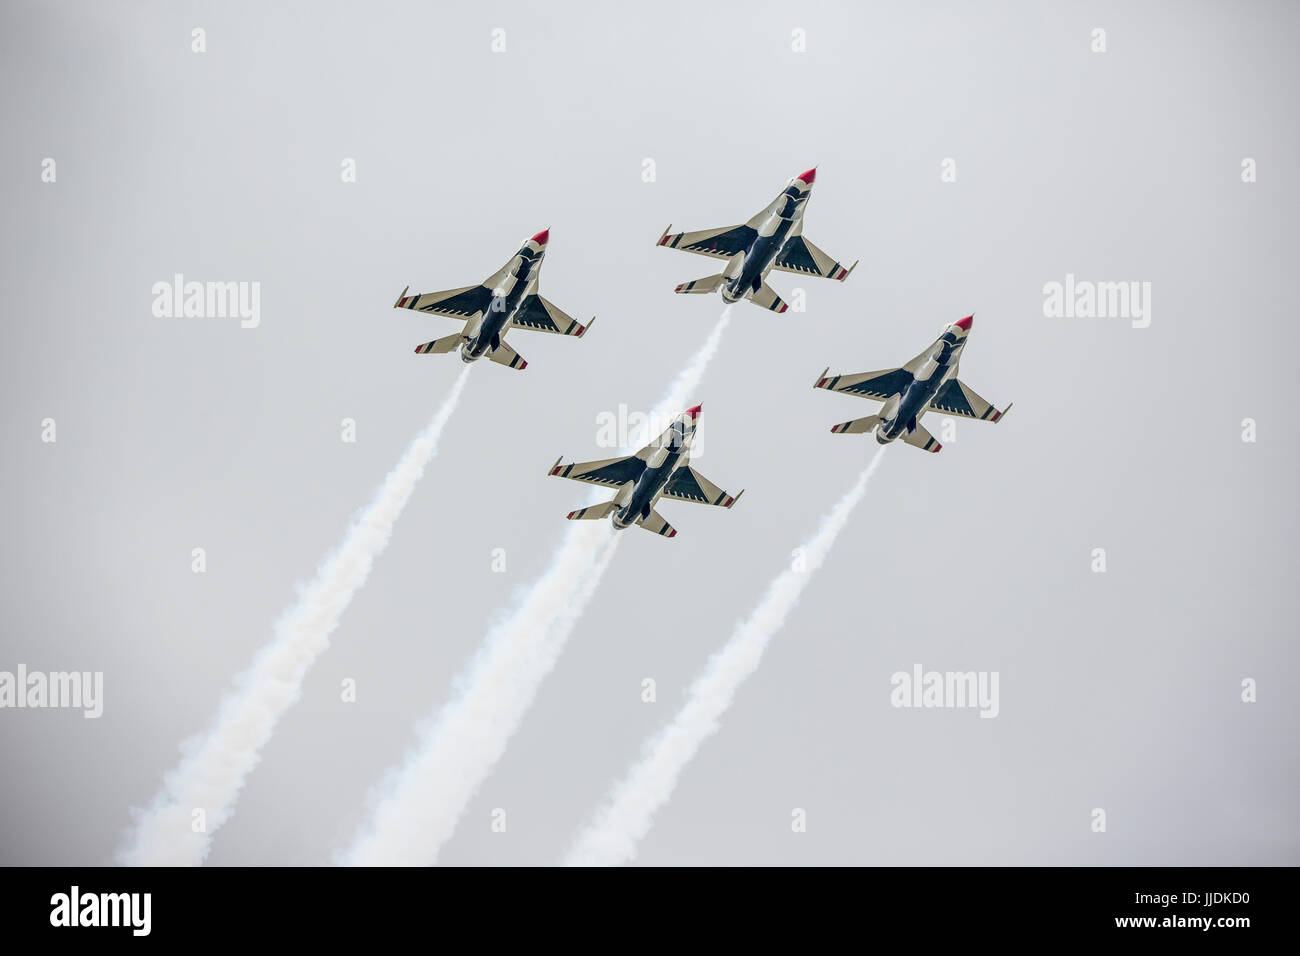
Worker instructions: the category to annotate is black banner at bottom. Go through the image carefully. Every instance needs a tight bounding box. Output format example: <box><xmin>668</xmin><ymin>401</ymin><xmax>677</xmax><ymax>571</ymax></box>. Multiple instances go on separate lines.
<box><xmin>0</xmin><ymin>865</ymin><xmax>1277</xmax><ymax>941</ymax></box>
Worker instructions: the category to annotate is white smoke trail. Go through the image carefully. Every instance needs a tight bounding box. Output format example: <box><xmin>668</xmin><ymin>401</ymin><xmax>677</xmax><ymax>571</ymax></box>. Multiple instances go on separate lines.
<box><xmin>343</xmin><ymin>307</ymin><xmax>734</xmax><ymax>865</ymax></box>
<box><xmin>343</xmin><ymin>528</ymin><xmax>620</xmax><ymax>865</ymax></box>
<box><xmin>564</xmin><ymin>446</ymin><xmax>888</xmax><ymax>867</ymax></box>
<box><xmin>119</xmin><ymin>365</ymin><xmax>473</xmax><ymax>867</ymax></box>
<box><xmin>639</xmin><ymin>305</ymin><xmax>733</xmax><ymax>440</ymax></box>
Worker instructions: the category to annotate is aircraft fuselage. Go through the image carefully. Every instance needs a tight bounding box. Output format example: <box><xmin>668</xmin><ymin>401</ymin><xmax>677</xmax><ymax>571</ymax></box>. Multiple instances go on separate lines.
<box><xmin>721</xmin><ymin>188</ymin><xmax>805</xmax><ymax>304</ymax></box>
<box><xmin>876</xmin><ymin>329</ymin><xmax>966</xmax><ymax>444</ymax></box>
<box><xmin>612</xmin><ymin>421</ymin><xmax>692</xmax><ymax>529</ymax></box>
<box><xmin>461</xmin><ymin>247</ymin><xmax>542</xmax><ymax>362</ymax></box>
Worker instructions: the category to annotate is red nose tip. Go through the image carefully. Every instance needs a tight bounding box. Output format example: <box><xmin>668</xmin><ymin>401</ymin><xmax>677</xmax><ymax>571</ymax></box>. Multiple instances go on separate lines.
<box><xmin>797</xmin><ymin>167</ymin><xmax>817</xmax><ymax>185</ymax></box>
<box><xmin>954</xmin><ymin>315</ymin><xmax>973</xmax><ymax>331</ymax></box>
<box><xmin>685</xmin><ymin>404</ymin><xmax>702</xmax><ymax>419</ymax></box>
<box><xmin>530</xmin><ymin>229</ymin><xmax>549</xmax><ymax>245</ymax></box>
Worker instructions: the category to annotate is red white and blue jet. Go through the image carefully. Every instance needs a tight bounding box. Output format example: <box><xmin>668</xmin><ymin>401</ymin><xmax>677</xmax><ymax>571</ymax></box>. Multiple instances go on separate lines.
<box><xmin>656</xmin><ymin>168</ymin><xmax>857</xmax><ymax>314</ymax></box>
<box><xmin>814</xmin><ymin>315</ymin><xmax>1012</xmax><ymax>453</ymax></box>
<box><xmin>394</xmin><ymin>230</ymin><xmax>593</xmax><ymax>370</ymax></box>
<box><xmin>547</xmin><ymin>405</ymin><xmax>743</xmax><ymax>538</ymax></box>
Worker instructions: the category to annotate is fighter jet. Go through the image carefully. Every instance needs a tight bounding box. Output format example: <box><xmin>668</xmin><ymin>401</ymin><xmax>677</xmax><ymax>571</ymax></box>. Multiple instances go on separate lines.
<box><xmin>814</xmin><ymin>315</ymin><xmax>1012</xmax><ymax>453</ymax></box>
<box><xmin>547</xmin><ymin>405</ymin><xmax>743</xmax><ymax>538</ymax></box>
<box><xmin>655</xmin><ymin>168</ymin><xmax>857</xmax><ymax>314</ymax></box>
<box><xmin>393</xmin><ymin>230</ymin><xmax>593</xmax><ymax>370</ymax></box>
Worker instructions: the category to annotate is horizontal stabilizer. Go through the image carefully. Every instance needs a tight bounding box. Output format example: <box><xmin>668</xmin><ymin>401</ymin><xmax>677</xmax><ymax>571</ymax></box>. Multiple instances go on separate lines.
<box><xmin>750</xmin><ymin>281</ymin><xmax>788</xmax><ymax>314</ymax></box>
<box><xmin>488</xmin><ymin>341</ymin><xmax>527</xmax><ymax>370</ymax></box>
<box><xmin>830</xmin><ymin>415</ymin><xmax>882</xmax><ymax>435</ymax></box>
<box><xmin>414</xmin><ymin>333</ymin><xmax>464</xmax><ymax>355</ymax></box>
<box><xmin>901</xmin><ymin>420</ymin><xmax>942</xmax><ymax>453</ymax></box>
<box><xmin>566</xmin><ymin>502</ymin><xmax>617</xmax><ymax>521</ymax></box>
<box><xmin>637</xmin><ymin>508</ymin><xmax>677</xmax><ymax>538</ymax></box>
<box><xmin>675</xmin><ymin>274</ymin><xmax>726</xmax><ymax>295</ymax></box>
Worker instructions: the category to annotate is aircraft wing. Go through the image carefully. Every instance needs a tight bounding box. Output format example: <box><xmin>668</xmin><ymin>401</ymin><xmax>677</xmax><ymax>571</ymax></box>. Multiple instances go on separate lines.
<box><xmin>773</xmin><ymin>236</ymin><xmax>857</xmax><ymax>282</ymax></box>
<box><xmin>662</xmin><ymin>466</ymin><xmax>743</xmax><ymax>508</ymax></box>
<box><xmin>548</xmin><ymin>454</ymin><xmax>645</xmax><ymax>488</ymax></box>
<box><xmin>657</xmin><ymin>223</ymin><xmax>757</xmax><ymax>261</ymax></box>
<box><xmin>395</xmin><ymin>284</ymin><xmax>492</xmax><ymax>319</ymax></box>
<box><xmin>510</xmin><ymin>295</ymin><xmax>593</xmax><ymax>337</ymax></box>
<box><xmin>929</xmin><ymin>379</ymin><xmax>1012</xmax><ymax>422</ymax></box>
<box><xmin>814</xmin><ymin>367</ymin><xmax>912</xmax><ymax>401</ymax></box>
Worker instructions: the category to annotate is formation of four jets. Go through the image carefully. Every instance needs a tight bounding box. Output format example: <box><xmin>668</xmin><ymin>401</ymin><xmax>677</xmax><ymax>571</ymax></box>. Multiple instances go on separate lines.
<box><xmin>393</xmin><ymin>169</ymin><xmax>1010</xmax><ymax>537</ymax></box>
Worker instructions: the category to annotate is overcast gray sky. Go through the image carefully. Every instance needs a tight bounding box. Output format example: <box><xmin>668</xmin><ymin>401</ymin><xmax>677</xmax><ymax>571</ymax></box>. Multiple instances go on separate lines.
<box><xmin>2</xmin><ymin>0</ymin><xmax>1296</xmax><ymax>865</ymax></box>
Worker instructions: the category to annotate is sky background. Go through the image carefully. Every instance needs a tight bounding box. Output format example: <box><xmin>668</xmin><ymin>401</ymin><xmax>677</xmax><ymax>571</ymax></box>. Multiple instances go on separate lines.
<box><xmin>1</xmin><ymin>0</ymin><xmax>1296</xmax><ymax>865</ymax></box>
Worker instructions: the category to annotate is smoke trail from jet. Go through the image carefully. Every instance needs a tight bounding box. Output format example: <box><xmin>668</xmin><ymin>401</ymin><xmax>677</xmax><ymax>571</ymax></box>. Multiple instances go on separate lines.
<box><xmin>119</xmin><ymin>366</ymin><xmax>473</xmax><ymax>867</ymax></box>
<box><xmin>343</xmin><ymin>529</ymin><xmax>620</xmax><ymax>865</ymax></box>
<box><xmin>639</xmin><ymin>305</ymin><xmax>733</xmax><ymax>443</ymax></box>
<box><xmin>343</xmin><ymin>308</ymin><xmax>734</xmax><ymax>865</ymax></box>
<box><xmin>564</xmin><ymin>446</ymin><xmax>888</xmax><ymax>867</ymax></box>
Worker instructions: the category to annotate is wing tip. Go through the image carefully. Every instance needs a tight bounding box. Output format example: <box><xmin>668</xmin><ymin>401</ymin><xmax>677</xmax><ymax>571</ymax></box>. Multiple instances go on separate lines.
<box><xmin>549</xmin><ymin>456</ymin><xmax>563</xmax><ymax>477</ymax></box>
<box><xmin>994</xmin><ymin>402</ymin><xmax>1013</xmax><ymax>423</ymax></box>
<box><xmin>657</xmin><ymin>224</ymin><xmax>673</xmax><ymax>247</ymax></box>
<box><xmin>814</xmin><ymin>367</ymin><xmax>830</xmax><ymax>389</ymax></box>
<box><xmin>576</xmin><ymin>317</ymin><xmax>595</xmax><ymax>339</ymax></box>
<box><xmin>724</xmin><ymin>489</ymin><xmax>745</xmax><ymax>509</ymax></box>
<box><xmin>838</xmin><ymin>260</ymin><xmax>859</xmax><ymax>282</ymax></box>
<box><xmin>394</xmin><ymin>285</ymin><xmax>410</xmax><ymax>309</ymax></box>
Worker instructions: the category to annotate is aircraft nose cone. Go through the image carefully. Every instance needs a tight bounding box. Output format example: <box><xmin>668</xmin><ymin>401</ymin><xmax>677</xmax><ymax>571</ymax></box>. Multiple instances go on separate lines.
<box><xmin>530</xmin><ymin>228</ymin><xmax>550</xmax><ymax>246</ymax></box>
<box><xmin>797</xmin><ymin>167</ymin><xmax>817</xmax><ymax>185</ymax></box>
<box><xmin>685</xmin><ymin>403</ymin><xmax>702</xmax><ymax>420</ymax></box>
<box><xmin>954</xmin><ymin>314</ymin><xmax>973</xmax><ymax>331</ymax></box>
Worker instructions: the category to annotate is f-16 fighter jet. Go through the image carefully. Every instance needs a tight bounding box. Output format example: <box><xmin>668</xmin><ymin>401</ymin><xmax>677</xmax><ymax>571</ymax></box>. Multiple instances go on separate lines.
<box><xmin>656</xmin><ymin>168</ymin><xmax>857</xmax><ymax>314</ymax></box>
<box><xmin>814</xmin><ymin>315</ymin><xmax>1012</xmax><ymax>453</ymax></box>
<box><xmin>393</xmin><ymin>230</ymin><xmax>593</xmax><ymax>370</ymax></box>
<box><xmin>547</xmin><ymin>405</ymin><xmax>743</xmax><ymax>538</ymax></box>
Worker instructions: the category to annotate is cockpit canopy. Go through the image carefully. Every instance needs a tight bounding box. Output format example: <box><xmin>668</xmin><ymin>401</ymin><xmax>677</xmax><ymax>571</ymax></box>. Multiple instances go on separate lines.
<box><xmin>777</xmin><ymin>194</ymin><xmax>807</xmax><ymax>221</ymax></box>
<box><xmin>509</xmin><ymin>254</ymin><xmax>536</xmax><ymax>280</ymax></box>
